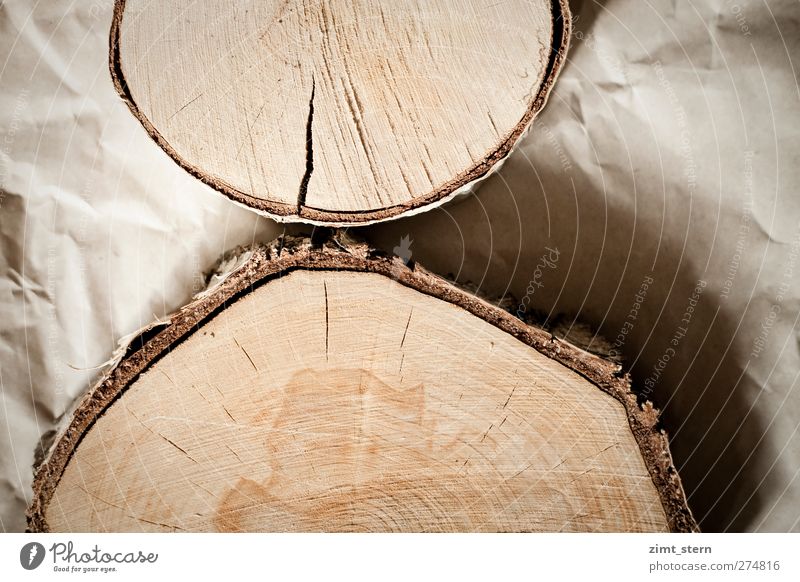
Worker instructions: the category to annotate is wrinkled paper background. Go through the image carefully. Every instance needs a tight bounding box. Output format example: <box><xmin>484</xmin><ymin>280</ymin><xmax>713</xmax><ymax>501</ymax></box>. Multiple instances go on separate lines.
<box><xmin>1</xmin><ymin>0</ymin><xmax>798</xmax><ymax>531</ymax></box>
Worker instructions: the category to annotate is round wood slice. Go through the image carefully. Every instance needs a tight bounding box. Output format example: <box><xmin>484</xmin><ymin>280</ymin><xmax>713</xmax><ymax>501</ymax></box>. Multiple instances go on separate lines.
<box><xmin>28</xmin><ymin>234</ymin><xmax>696</xmax><ymax>532</ymax></box>
<box><xmin>110</xmin><ymin>0</ymin><xmax>571</xmax><ymax>225</ymax></box>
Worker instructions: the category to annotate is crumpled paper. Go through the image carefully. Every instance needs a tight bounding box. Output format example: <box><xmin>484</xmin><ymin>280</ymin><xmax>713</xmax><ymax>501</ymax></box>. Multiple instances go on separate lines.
<box><xmin>366</xmin><ymin>0</ymin><xmax>800</xmax><ymax>532</ymax></box>
<box><xmin>1</xmin><ymin>0</ymin><xmax>798</xmax><ymax>532</ymax></box>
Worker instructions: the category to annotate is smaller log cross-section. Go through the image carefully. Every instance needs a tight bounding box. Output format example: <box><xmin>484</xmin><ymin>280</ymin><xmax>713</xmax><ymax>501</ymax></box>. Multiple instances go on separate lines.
<box><xmin>110</xmin><ymin>0</ymin><xmax>571</xmax><ymax>225</ymax></box>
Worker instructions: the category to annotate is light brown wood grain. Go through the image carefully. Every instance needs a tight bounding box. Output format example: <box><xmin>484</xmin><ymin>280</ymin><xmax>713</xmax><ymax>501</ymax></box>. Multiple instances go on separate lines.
<box><xmin>46</xmin><ymin>270</ymin><xmax>669</xmax><ymax>532</ymax></box>
<box><xmin>112</xmin><ymin>0</ymin><xmax>569</xmax><ymax>223</ymax></box>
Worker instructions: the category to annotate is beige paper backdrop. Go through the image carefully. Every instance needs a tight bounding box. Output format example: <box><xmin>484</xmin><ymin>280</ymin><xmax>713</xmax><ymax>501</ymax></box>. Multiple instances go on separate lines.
<box><xmin>1</xmin><ymin>0</ymin><xmax>798</xmax><ymax>531</ymax></box>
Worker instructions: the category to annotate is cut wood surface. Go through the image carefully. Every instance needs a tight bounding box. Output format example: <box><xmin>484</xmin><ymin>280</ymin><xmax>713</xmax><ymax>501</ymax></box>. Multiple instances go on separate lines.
<box><xmin>29</xmin><ymin>235</ymin><xmax>697</xmax><ymax>532</ymax></box>
<box><xmin>110</xmin><ymin>0</ymin><xmax>570</xmax><ymax>224</ymax></box>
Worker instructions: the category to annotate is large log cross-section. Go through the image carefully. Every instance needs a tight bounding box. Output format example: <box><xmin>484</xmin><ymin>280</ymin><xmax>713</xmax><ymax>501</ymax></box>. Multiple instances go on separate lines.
<box><xmin>29</xmin><ymin>235</ymin><xmax>697</xmax><ymax>532</ymax></box>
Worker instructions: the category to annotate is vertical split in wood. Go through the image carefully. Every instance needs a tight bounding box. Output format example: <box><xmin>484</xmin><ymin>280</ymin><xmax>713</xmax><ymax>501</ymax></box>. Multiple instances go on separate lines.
<box><xmin>297</xmin><ymin>75</ymin><xmax>316</xmax><ymax>214</ymax></box>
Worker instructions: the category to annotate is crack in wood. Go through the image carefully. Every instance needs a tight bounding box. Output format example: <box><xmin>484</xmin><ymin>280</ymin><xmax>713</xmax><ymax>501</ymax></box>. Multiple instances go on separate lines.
<box><xmin>233</xmin><ymin>337</ymin><xmax>258</xmax><ymax>372</ymax></box>
<box><xmin>157</xmin><ymin>432</ymin><xmax>197</xmax><ymax>464</ymax></box>
<box><xmin>324</xmin><ymin>280</ymin><xmax>329</xmax><ymax>360</ymax></box>
<box><xmin>220</xmin><ymin>404</ymin><xmax>238</xmax><ymax>424</ymax></box>
<box><xmin>297</xmin><ymin>75</ymin><xmax>316</xmax><ymax>213</ymax></box>
<box><xmin>225</xmin><ymin>444</ymin><xmax>243</xmax><ymax>463</ymax></box>
<box><xmin>166</xmin><ymin>91</ymin><xmax>204</xmax><ymax>122</ymax></box>
<box><xmin>503</xmin><ymin>386</ymin><xmax>516</xmax><ymax>409</ymax></box>
<box><xmin>400</xmin><ymin>308</ymin><xmax>413</xmax><ymax>348</ymax></box>
<box><xmin>132</xmin><ymin>515</ymin><xmax>186</xmax><ymax>531</ymax></box>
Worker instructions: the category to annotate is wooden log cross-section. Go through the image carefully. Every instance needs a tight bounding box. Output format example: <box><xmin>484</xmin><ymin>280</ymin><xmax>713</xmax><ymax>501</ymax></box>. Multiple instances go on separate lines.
<box><xmin>29</xmin><ymin>235</ymin><xmax>698</xmax><ymax>532</ymax></box>
<box><xmin>110</xmin><ymin>0</ymin><xmax>571</xmax><ymax>224</ymax></box>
